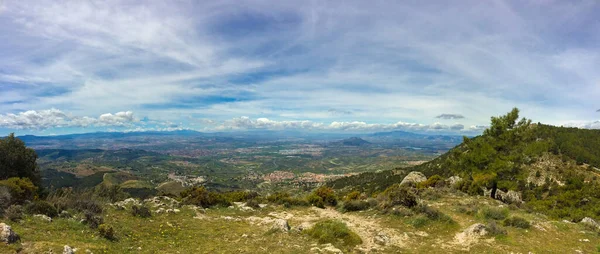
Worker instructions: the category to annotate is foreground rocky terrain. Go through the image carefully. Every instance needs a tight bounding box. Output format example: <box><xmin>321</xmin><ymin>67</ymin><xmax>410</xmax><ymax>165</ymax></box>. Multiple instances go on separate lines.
<box><xmin>2</xmin><ymin>187</ymin><xmax>599</xmax><ymax>253</ymax></box>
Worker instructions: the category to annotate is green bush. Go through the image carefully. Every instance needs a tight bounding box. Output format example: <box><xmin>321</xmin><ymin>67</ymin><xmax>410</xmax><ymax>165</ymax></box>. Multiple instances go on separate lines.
<box><xmin>307</xmin><ymin>193</ymin><xmax>326</xmax><ymax>208</ymax></box>
<box><xmin>131</xmin><ymin>205</ymin><xmax>152</xmax><ymax>218</ymax></box>
<box><xmin>311</xmin><ymin>186</ymin><xmax>338</xmax><ymax>207</ymax></box>
<box><xmin>412</xmin><ymin>204</ymin><xmax>454</xmax><ymax>223</ymax></box>
<box><xmin>73</xmin><ymin>199</ymin><xmax>104</xmax><ymax>215</ymax></box>
<box><xmin>486</xmin><ymin>221</ymin><xmax>507</xmax><ymax>235</ymax></box>
<box><xmin>98</xmin><ymin>224</ymin><xmax>116</xmax><ymax>241</ymax></box>
<box><xmin>481</xmin><ymin>207</ymin><xmax>509</xmax><ymax>220</ymax></box>
<box><xmin>181</xmin><ymin>186</ymin><xmax>230</xmax><ymax>208</ymax></box>
<box><xmin>222</xmin><ymin>191</ymin><xmax>259</xmax><ymax>203</ymax></box>
<box><xmin>84</xmin><ymin>211</ymin><xmax>104</xmax><ymax>229</ymax></box>
<box><xmin>0</xmin><ymin>186</ymin><xmax>11</xmax><ymax>214</ymax></box>
<box><xmin>24</xmin><ymin>200</ymin><xmax>58</xmax><ymax>217</ymax></box>
<box><xmin>418</xmin><ymin>175</ymin><xmax>445</xmax><ymax>188</ymax></box>
<box><xmin>409</xmin><ymin>215</ymin><xmax>429</xmax><ymax>228</ymax></box>
<box><xmin>4</xmin><ymin>204</ymin><xmax>23</xmax><ymax>222</ymax></box>
<box><xmin>342</xmin><ymin>200</ymin><xmax>371</xmax><ymax>212</ymax></box>
<box><xmin>245</xmin><ymin>199</ymin><xmax>261</xmax><ymax>209</ymax></box>
<box><xmin>0</xmin><ymin>177</ymin><xmax>38</xmax><ymax>204</ymax></box>
<box><xmin>266</xmin><ymin>191</ymin><xmax>309</xmax><ymax>207</ymax></box>
<box><xmin>377</xmin><ymin>184</ymin><xmax>418</xmax><ymax>209</ymax></box>
<box><xmin>344</xmin><ymin>191</ymin><xmax>361</xmax><ymax>202</ymax></box>
<box><xmin>305</xmin><ymin>220</ymin><xmax>362</xmax><ymax>249</ymax></box>
<box><xmin>503</xmin><ymin>216</ymin><xmax>530</xmax><ymax>229</ymax></box>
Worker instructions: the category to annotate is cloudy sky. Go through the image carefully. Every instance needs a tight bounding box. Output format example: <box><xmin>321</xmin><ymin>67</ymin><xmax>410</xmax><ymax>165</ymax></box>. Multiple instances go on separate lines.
<box><xmin>1</xmin><ymin>0</ymin><xmax>599</xmax><ymax>135</ymax></box>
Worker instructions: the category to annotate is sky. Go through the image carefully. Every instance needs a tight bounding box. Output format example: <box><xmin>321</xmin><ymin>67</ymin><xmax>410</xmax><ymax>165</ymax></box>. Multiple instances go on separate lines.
<box><xmin>1</xmin><ymin>0</ymin><xmax>599</xmax><ymax>136</ymax></box>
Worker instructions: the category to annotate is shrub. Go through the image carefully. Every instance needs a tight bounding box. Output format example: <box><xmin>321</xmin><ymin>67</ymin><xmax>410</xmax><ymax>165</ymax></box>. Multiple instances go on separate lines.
<box><xmin>4</xmin><ymin>205</ymin><xmax>23</xmax><ymax>222</ymax></box>
<box><xmin>311</xmin><ymin>186</ymin><xmax>338</xmax><ymax>207</ymax></box>
<box><xmin>131</xmin><ymin>205</ymin><xmax>152</xmax><ymax>218</ymax></box>
<box><xmin>245</xmin><ymin>199</ymin><xmax>260</xmax><ymax>209</ymax></box>
<box><xmin>305</xmin><ymin>220</ymin><xmax>362</xmax><ymax>249</ymax></box>
<box><xmin>503</xmin><ymin>216</ymin><xmax>530</xmax><ymax>229</ymax></box>
<box><xmin>389</xmin><ymin>206</ymin><xmax>415</xmax><ymax>217</ymax></box>
<box><xmin>181</xmin><ymin>186</ymin><xmax>230</xmax><ymax>208</ymax></box>
<box><xmin>98</xmin><ymin>224</ymin><xmax>116</xmax><ymax>241</ymax></box>
<box><xmin>409</xmin><ymin>215</ymin><xmax>429</xmax><ymax>228</ymax></box>
<box><xmin>378</xmin><ymin>184</ymin><xmax>418</xmax><ymax>209</ymax></box>
<box><xmin>418</xmin><ymin>175</ymin><xmax>446</xmax><ymax>188</ymax></box>
<box><xmin>481</xmin><ymin>207</ymin><xmax>509</xmax><ymax>220</ymax></box>
<box><xmin>84</xmin><ymin>211</ymin><xmax>104</xmax><ymax>229</ymax></box>
<box><xmin>342</xmin><ymin>200</ymin><xmax>371</xmax><ymax>212</ymax></box>
<box><xmin>95</xmin><ymin>184</ymin><xmax>128</xmax><ymax>202</ymax></box>
<box><xmin>222</xmin><ymin>191</ymin><xmax>259</xmax><ymax>203</ymax></box>
<box><xmin>307</xmin><ymin>194</ymin><xmax>325</xmax><ymax>208</ymax></box>
<box><xmin>485</xmin><ymin>221</ymin><xmax>507</xmax><ymax>235</ymax></box>
<box><xmin>0</xmin><ymin>177</ymin><xmax>38</xmax><ymax>204</ymax></box>
<box><xmin>24</xmin><ymin>200</ymin><xmax>58</xmax><ymax>217</ymax></box>
<box><xmin>73</xmin><ymin>199</ymin><xmax>104</xmax><ymax>215</ymax></box>
<box><xmin>344</xmin><ymin>191</ymin><xmax>361</xmax><ymax>202</ymax></box>
<box><xmin>0</xmin><ymin>186</ymin><xmax>11</xmax><ymax>215</ymax></box>
<box><xmin>418</xmin><ymin>188</ymin><xmax>443</xmax><ymax>200</ymax></box>
<box><xmin>412</xmin><ymin>204</ymin><xmax>454</xmax><ymax>223</ymax></box>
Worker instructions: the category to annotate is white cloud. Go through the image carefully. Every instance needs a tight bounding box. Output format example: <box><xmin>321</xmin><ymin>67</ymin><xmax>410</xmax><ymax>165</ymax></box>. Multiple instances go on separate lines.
<box><xmin>212</xmin><ymin>116</ymin><xmax>466</xmax><ymax>133</ymax></box>
<box><xmin>0</xmin><ymin>109</ymin><xmax>137</xmax><ymax>129</ymax></box>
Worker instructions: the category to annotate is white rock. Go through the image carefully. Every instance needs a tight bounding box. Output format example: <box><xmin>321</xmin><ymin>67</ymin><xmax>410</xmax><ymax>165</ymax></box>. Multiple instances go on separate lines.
<box><xmin>63</xmin><ymin>245</ymin><xmax>75</xmax><ymax>254</ymax></box>
<box><xmin>400</xmin><ymin>171</ymin><xmax>427</xmax><ymax>186</ymax></box>
<box><xmin>34</xmin><ymin>214</ymin><xmax>53</xmax><ymax>222</ymax></box>
<box><xmin>581</xmin><ymin>217</ymin><xmax>600</xmax><ymax>229</ymax></box>
<box><xmin>271</xmin><ymin>219</ymin><xmax>290</xmax><ymax>232</ymax></box>
<box><xmin>0</xmin><ymin>223</ymin><xmax>19</xmax><ymax>244</ymax></box>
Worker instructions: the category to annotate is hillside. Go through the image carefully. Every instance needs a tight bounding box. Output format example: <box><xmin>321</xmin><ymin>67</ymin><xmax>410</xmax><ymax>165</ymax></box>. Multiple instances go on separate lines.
<box><xmin>329</xmin><ymin>108</ymin><xmax>600</xmax><ymax>222</ymax></box>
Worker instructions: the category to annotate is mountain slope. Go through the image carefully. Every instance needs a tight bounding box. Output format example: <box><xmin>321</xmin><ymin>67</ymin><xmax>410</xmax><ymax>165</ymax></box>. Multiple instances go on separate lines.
<box><xmin>329</xmin><ymin>108</ymin><xmax>600</xmax><ymax>221</ymax></box>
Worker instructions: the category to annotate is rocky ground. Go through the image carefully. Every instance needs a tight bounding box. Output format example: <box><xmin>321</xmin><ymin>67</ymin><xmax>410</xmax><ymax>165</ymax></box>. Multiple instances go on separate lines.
<box><xmin>2</xmin><ymin>192</ymin><xmax>600</xmax><ymax>253</ymax></box>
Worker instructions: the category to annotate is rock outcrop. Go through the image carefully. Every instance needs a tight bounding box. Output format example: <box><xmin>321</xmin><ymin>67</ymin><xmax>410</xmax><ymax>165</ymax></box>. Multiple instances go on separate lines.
<box><xmin>63</xmin><ymin>245</ymin><xmax>75</xmax><ymax>254</ymax></box>
<box><xmin>446</xmin><ymin>176</ymin><xmax>462</xmax><ymax>186</ymax></box>
<box><xmin>581</xmin><ymin>217</ymin><xmax>600</xmax><ymax>229</ymax></box>
<box><xmin>34</xmin><ymin>214</ymin><xmax>53</xmax><ymax>222</ymax></box>
<box><xmin>0</xmin><ymin>223</ymin><xmax>19</xmax><ymax>244</ymax></box>
<box><xmin>454</xmin><ymin>223</ymin><xmax>488</xmax><ymax>245</ymax></box>
<box><xmin>496</xmin><ymin>190</ymin><xmax>523</xmax><ymax>204</ymax></box>
<box><xmin>400</xmin><ymin>171</ymin><xmax>427</xmax><ymax>186</ymax></box>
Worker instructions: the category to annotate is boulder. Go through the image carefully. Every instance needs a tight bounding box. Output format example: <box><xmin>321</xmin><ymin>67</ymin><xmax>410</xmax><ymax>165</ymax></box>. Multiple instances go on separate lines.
<box><xmin>497</xmin><ymin>190</ymin><xmax>523</xmax><ymax>204</ymax></box>
<box><xmin>63</xmin><ymin>245</ymin><xmax>75</xmax><ymax>254</ymax></box>
<box><xmin>464</xmin><ymin>223</ymin><xmax>488</xmax><ymax>237</ymax></box>
<box><xmin>34</xmin><ymin>214</ymin><xmax>53</xmax><ymax>222</ymax></box>
<box><xmin>0</xmin><ymin>223</ymin><xmax>19</xmax><ymax>244</ymax></box>
<box><xmin>271</xmin><ymin>219</ymin><xmax>290</xmax><ymax>232</ymax></box>
<box><xmin>400</xmin><ymin>171</ymin><xmax>427</xmax><ymax>186</ymax></box>
<box><xmin>446</xmin><ymin>176</ymin><xmax>462</xmax><ymax>186</ymax></box>
<box><xmin>581</xmin><ymin>217</ymin><xmax>600</xmax><ymax>229</ymax></box>
<box><xmin>373</xmin><ymin>232</ymin><xmax>390</xmax><ymax>246</ymax></box>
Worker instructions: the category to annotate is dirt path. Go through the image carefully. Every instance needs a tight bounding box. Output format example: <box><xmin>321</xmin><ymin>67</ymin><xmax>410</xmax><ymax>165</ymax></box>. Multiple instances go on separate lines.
<box><xmin>294</xmin><ymin>207</ymin><xmax>409</xmax><ymax>252</ymax></box>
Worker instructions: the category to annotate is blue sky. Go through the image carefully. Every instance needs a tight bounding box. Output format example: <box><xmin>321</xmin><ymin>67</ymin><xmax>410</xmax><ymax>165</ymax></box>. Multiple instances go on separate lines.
<box><xmin>1</xmin><ymin>0</ymin><xmax>599</xmax><ymax>135</ymax></box>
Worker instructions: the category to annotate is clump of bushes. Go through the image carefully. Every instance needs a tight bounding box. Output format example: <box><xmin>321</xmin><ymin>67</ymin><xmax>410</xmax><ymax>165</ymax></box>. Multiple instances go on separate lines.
<box><xmin>485</xmin><ymin>221</ymin><xmax>507</xmax><ymax>235</ymax></box>
<box><xmin>181</xmin><ymin>186</ymin><xmax>230</xmax><ymax>208</ymax></box>
<box><xmin>344</xmin><ymin>191</ymin><xmax>361</xmax><ymax>202</ymax></box>
<box><xmin>503</xmin><ymin>216</ymin><xmax>530</xmax><ymax>229</ymax></box>
<box><xmin>480</xmin><ymin>207</ymin><xmax>509</xmax><ymax>220</ymax></box>
<box><xmin>4</xmin><ymin>205</ymin><xmax>23</xmax><ymax>222</ymax></box>
<box><xmin>412</xmin><ymin>204</ymin><xmax>454</xmax><ymax>224</ymax></box>
<box><xmin>24</xmin><ymin>200</ymin><xmax>58</xmax><ymax>217</ymax></box>
<box><xmin>84</xmin><ymin>211</ymin><xmax>104</xmax><ymax>229</ymax></box>
<box><xmin>98</xmin><ymin>224</ymin><xmax>116</xmax><ymax>241</ymax></box>
<box><xmin>0</xmin><ymin>186</ymin><xmax>11</xmax><ymax>216</ymax></box>
<box><xmin>131</xmin><ymin>205</ymin><xmax>152</xmax><ymax>218</ymax></box>
<box><xmin>417</xmin><ymin>175</ymin><xmax>445</xmax><ymax>189</ymax></box>
<box><xmin>342</xmin><ymin>200</ymin><xmax>371</xmax><ymax>212</ymax></box>
<box><xmin>222</xmin><ymin>191</ymin><xmax>259</xmax><ymax>203</ymax></box>
<box><xmin>377</xmin><ymin>184</ymin><xmax>418</xmax><ymax>209</ymax></box>
<box><xmin>266</xmin><ymin>192</ymin><xmax>309</xmax><ymax>207</ymax></box>
<box><xmin>305</xmin><ymin>220</ymin><xmax>362</xmax><ymax>249</ymax></box>
<box><xmin>0</xmin><ymin>177</ymin><xmax>38</xmax><ymax>204</ymax></box>
<box><xmin>307</xmin><ymin>186</ymin><xmax>338</xmax><ymax>208</ymax></box>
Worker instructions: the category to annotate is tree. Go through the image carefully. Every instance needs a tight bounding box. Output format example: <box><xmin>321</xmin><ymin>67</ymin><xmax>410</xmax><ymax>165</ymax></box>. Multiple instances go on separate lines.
<box><xmin>0</xmin><ymin>133</ymin><xmax>41</xmax><ymax>186</ymax></box>
<box><xmin>451</xmin><ymin>108</ymin><xmax>533</xmax><ymax>199</ymax></box>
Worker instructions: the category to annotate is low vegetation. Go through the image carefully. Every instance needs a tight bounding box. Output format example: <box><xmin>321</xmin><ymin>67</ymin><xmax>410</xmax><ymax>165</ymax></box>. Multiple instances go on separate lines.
<box><xmin>304</xmin><ymin>220</ymin><xmax>362</xmax><ymax>250</ymax></box>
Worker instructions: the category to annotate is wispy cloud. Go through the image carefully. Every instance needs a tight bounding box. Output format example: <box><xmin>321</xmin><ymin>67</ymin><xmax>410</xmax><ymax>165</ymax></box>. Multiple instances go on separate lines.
<box><xmin>436</xmin><ymin>114</ymin><xmax>465</xmax><ymax>120</ymax></box>
<box><xmin>1</xmin><ymin>0</ymin><xmax>599</xmax><ymax>135</ymax></box>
